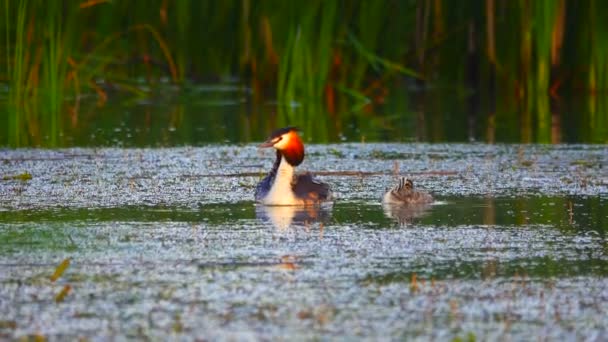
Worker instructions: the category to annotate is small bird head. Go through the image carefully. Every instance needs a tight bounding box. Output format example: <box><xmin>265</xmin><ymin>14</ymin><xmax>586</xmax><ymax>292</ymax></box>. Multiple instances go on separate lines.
<box><xmin>259</xmin><ymin>126</ymin><xmax>305</xmax><ymax>166</ymax></box>
<box><xmin>398</xmin><ymin>177</ymin><xmax>414</xmax><ymax>191</ymax></box>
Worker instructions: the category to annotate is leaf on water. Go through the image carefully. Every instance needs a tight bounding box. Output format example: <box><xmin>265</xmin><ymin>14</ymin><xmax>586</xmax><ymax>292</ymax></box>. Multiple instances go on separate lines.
<box><xmin>280</xmin><ymin>255</ymin><xmax>298</xmax><ymax>263</ymax></box>
<box><xmin>410</xmin><ymin>273</ymin><xmax>419</xmax><ymax>293</ymax></box>
<box><xmin>55</xmin><ymin>285</ymin><xmax>71</xmax><ymax>303</ymax></box>
<box><xmin>20</xmin><ymin>334</ymin><xmax>46</xmax><ymax>342</ymax></box>
<box><xmin>297</xmin><ymin>310</ymin><xmax>313</xmax><ymax>320</ymax></box>
<box><xmin>276</xmin><ymin>262</ymin><xmax>299</xmax><ymax>271</ymax></box>
<box><xmin>297</xmin><ymin>305</ymin><xmax>334</xmax><ymax>325</ymax></box>
<box><xmin>570</xmin><ymin>159</ymin><xmax>594</xmax><ymax>167</ymax></box>
<box><xmin>2</xmin><ymin>172</ymin><xmax>32</xmax><ymax>181</ymax></box>
<box><xmin>0</xmin><ymin>320</ymin><xmax>17</xmax><ymax>329</ymax></box>
<box><xmin>277</xmin><ymin>255</ymin><xmax>300</xmax><ymax>270</ymax></box>
<box><xmin>50</xmin><ymin>258</ymin><xmax>70</xmax><ymax>282</ymax></box>
<box><xmin>520</xmin><ymin>160</ymin><xmax>534</xmax><ymax>167</ymax></box>
<box><xmin>452</xmin><ymin>332</ymin><xmax>477</xmax><ymax>342</ymax></box>
<box><xmin>172</xmin><ymin>314</ymin><xmax>183</xmax><ymax>333</ymax></box>
<box><xmin>449</xmin><ymin>299</ymin><xmax>460</xmax><ymax>320</ymax></box>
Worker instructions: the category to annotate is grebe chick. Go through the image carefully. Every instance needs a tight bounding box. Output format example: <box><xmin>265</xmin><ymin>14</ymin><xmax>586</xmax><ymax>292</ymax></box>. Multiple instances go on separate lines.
<box><xmin>383</xmin><ymin>177</ymin><xmax>433</xmax><ymax>204</ymax></box>
<box><xmin>255</xmin><ymin>127</ymin><xmax>331</xmax><ymax>206</ymax></box>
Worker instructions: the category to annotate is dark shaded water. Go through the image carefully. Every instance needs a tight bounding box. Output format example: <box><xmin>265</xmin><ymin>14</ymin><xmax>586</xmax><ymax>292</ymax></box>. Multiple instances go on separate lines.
<box><xmin>1</xmin><ymin>84</ymin><xmax>607</xmax><ymax>147</ymax></box>
<box><xmin>0</xmin><ymin>144</ymin><xmax>607</xmax><ymax>340</ymax></box>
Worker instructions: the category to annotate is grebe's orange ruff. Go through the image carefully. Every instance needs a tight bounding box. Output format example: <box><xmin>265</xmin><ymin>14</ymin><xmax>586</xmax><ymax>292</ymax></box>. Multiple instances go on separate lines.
<box><xmin>255</xmin><ymin>127</ymin><xmax>331</xmax><ymax>206</ymax></box>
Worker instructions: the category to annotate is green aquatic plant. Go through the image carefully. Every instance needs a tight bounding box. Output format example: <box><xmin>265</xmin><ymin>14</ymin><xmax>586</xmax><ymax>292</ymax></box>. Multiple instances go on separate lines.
<box><xmin>1</xmin><ymin>0</ymin><xmax>608</xmax><ymax>146</ymax></box>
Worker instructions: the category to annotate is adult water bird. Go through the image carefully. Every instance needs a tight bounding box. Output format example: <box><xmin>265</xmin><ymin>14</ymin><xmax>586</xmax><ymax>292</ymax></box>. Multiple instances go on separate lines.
<box><xmin>255</xmin><ymin>127</ymin><xmax>331</xmax><ymax>206</ymax></box>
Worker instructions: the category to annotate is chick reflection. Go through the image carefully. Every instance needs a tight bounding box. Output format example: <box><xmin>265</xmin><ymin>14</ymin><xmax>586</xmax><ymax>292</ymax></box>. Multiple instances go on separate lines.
<box><xmin>383</xmin><ymin>202</ymin><xmax>432</xmax><ymax>226</ymax></box>
<box><xmin>255</xmin><ymin>204</ymin><xmax>331</xmax><ymax>230</ymax></box>
<box><xmin>382</xmin><ymin>177</ymin><xmax>434</xmax><ymax>226</ymax></box>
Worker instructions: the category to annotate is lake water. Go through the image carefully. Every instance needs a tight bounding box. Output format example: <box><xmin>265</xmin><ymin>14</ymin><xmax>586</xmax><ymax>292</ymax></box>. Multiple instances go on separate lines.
<box><xmin>1</xmin><ymin>83</ymin><xmax>607</xmax><ymax>147</ymax></box>
<box><xmin>1</xmin><ymin>143</ymin><xmax>606</xmax><ymax>340</ymax></box>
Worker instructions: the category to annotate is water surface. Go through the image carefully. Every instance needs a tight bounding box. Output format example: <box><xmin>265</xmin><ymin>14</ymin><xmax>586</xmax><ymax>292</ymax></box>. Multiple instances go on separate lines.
<box><xmin>2</xmin><ymin>84</ymin><xmax>607</xmax><ymax>147</ymax></box>
<box><xmin>0</xmin><ymin>144</ymin><xmax>607</xmax><ymax>340</ymax></box>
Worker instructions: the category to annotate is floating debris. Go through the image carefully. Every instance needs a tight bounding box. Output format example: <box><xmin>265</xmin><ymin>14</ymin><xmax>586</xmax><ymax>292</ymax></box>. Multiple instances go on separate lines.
<box><xmin>50</xmin><ymin>259</ymin><xmax>70</xmax><ymax>282</ymax></box>
<box><xmin>54</xmin><ymin>285</ymin><xmax>71</xmax><ymax>303</ymax></box>
<box><xmin>2</xmin><ymin>172</ymin><xmax>32</xmax><ymax>181</ymax></box>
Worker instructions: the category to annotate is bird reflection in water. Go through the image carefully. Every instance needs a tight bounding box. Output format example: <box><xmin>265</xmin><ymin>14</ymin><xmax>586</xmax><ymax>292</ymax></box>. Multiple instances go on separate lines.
<box><xmin>382</xmin><ymin>202</ymin><xmax>432</xmax><ymax>226</ymax></box>
<box><xmin>255</xmin><ymin>204</ymin><xmax>332</xmax><ymax>230</ymax></box>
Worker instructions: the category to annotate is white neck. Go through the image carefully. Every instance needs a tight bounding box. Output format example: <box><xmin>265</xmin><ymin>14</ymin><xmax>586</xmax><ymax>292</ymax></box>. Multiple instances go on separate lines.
<box><xmin>261</xmin><ymin>156</ymin><xmax>300</xmax><ymax>205</ymax></box>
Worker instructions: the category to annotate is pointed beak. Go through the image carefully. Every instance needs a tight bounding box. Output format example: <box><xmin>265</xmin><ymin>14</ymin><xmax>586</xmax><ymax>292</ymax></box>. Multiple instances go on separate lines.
<box><xmin>258</xmin><ymin>138</ymin><xmax>276</xmax><ymax>148</ymax></box>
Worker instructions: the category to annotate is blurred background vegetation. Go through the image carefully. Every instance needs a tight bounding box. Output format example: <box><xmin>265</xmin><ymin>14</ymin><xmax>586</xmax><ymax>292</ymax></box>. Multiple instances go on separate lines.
<box><xmin>0</xmin><ymin>0</ymin><xmax>607</xmax><ymax>147</ymax></box>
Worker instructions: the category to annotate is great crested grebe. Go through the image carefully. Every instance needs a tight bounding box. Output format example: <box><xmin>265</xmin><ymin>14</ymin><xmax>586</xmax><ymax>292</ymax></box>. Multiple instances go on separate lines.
<box><xmin>383</xmin><ymin>177</ymin><xmax>433</xmax><ymax>204</ymax></box>
<box><xmin>255</xmin><ymin>127</ymin><xmax>331</xmax><ymax>206</ymax></box>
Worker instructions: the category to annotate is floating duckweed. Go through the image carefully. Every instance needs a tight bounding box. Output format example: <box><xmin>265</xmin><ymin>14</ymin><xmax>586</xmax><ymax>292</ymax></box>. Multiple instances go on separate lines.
<box><xmin>0</xmin><ymin>145</ymin><xmax>606</xmax><ymax>340</ymax></box>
